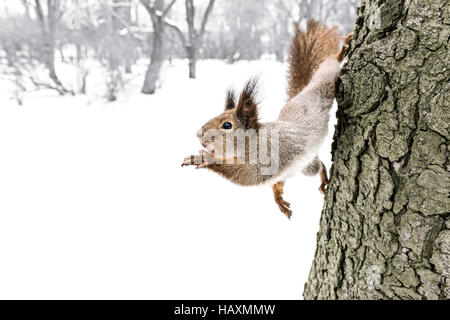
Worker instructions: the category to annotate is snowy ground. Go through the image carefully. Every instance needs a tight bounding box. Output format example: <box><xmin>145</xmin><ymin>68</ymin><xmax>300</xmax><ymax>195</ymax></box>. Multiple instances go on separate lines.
<box><xmin>0</xmin><ymin>59</ymin><xmax>337</xmax><ymax>299</ymax></box>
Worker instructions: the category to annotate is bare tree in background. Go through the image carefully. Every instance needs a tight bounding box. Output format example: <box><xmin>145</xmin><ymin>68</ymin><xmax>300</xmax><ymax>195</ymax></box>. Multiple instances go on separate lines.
<box><xmin>28</xmin><ymin>0</ymin><xmax>72</xmax><ymax>94</ymax></box>
<box><xmin>167</xmin><ymin>0</ymin><xmax>216</xmax><ymax>79</ymax></box>
<box><xmin>1</xmin><ymin>0</ymin><xmax>359</xmax><ymax>102</ymax></box>
<box><xmin>111</xmin><ymin>0</ymin><xmax>135</xmax><ymax>74</ymax></box>
<box><xmin>140</xmin><ymin>0</ymin><xmax>177</xmax><ymax>94</ymax></box>
<box><xmin>104</xmin><ymin>0</ymin><xmax>124</xmax><ymax>101</ymax></box>
<box><xmin>65</xmin><ymin>0</ymin><xmax>90</xmax><ymax>94</ymax></box>
<box><xmin>20</xmin><ymin>0</ymin><xmax>32</xmax><ymax>19</ymax></box>
<box><xmin>219</xmin><ymin>0</ymin><xmax>271</xmax><ymax>62</ymax></box>
<box><xmin>270</xmin><ymin>0</ymin><xmax>292</xmax><ymax>62</ymax></box>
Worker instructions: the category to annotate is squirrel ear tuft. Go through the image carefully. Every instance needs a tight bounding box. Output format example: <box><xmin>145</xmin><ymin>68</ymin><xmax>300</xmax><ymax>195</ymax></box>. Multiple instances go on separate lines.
<box><xmin>236</xmin><ymin>77</ymin><xmax>260</xmax><ymax>129</ymax></box>
<box><xmin>224</xmin><ymin>89</ymin><xmax>236</xmax><ymax>110</ymax></box>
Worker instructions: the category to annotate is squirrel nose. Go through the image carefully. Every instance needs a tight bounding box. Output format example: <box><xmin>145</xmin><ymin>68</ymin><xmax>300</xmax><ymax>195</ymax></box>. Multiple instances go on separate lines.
<box><xmin>196</xmin><ymin>129</ymin><xmax>202</xmax><ymax>138</ymax></box>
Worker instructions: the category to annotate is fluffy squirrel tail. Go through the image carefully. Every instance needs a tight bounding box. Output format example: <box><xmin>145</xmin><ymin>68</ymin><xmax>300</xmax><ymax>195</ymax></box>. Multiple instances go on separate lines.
<box><xmin>287</xmin><ymin>20</ymin><xmax>342</xmax><ymax>99</ymax></box>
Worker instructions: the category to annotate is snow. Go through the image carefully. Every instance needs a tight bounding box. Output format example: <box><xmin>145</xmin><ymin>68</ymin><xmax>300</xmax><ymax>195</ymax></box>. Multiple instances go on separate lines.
<box><xmin>0</xmin><ymin>58</ymin><xmax>337</xmax><ymax>299</ymax></box>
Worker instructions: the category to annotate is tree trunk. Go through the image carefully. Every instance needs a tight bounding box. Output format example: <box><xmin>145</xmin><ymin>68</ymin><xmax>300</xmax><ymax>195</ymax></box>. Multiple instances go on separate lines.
<box><xmin>304</xmin><ymin>0</ymin><xmax>449</xmax><ymax>300</ymax></box>
<box><xmin>187</xmin><ymin>45</ymin><xmax>197</xmax><ymax>79</ymax></box>
<box><xmin>33</xmin><ymin>0</ymin><xmax>71</xmax><ymax>95</ymax></box>
<box><xmin>43</xmin><ymin>43</ymin><xmax>69</xmax><ymax>95</ymax></box>
<box><xmin>113</xmin><ymin>0</ymin><xmax>134</xmax><ymax>74</ymax></box>
<box><xmin>182</xmin><ymin>0</ymin><xmax>215</xmax><ymax>79</ymax></box>
<box><xmin>141</xmin><ymin>26</ymin><xmax>164</xmax><ymax>94</ymax></box>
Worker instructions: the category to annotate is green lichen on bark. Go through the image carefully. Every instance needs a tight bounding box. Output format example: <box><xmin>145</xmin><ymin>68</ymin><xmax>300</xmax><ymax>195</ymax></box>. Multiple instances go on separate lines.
<box><xmin>304</xmin><ymin>0</ymin><xmax>450</xmax><ymax>300</ymax></box>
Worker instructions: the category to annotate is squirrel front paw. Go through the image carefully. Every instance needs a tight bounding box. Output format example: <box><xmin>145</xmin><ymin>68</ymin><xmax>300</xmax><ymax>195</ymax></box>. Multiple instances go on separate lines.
<box><xmin>336</xmin><ymin>31</ymin><xmax>354</xmax><ymax>62</ymax></box>
<box><xmin>181</xmin><ymin>150</ymin><xmax>214</xmax><ymax>169</ymax></box>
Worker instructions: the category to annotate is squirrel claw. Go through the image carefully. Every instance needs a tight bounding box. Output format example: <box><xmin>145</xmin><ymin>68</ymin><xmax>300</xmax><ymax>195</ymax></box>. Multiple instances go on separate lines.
<box><xmin>344</xmin><ymin>32</ymin><xmax>354</xmax><ymax>44</ymax></box>
<box><xmin>318</xmin><ymin>161</ymin><xmax>329</xmax><ymax>195</ymax></box>
<box><xmin>336</xmin><ymin>31</ymin><xmax>354</xmax><ymax>62</ymax></box>
<box><xmin>319</xmin><ymin>184</ymin><xmax>327</xmax><ymax>195</ymax></box>
<box><xmin>279</xmin><ymin>205</ymin><xmax>293</xmax><ymax>220</ymax></box>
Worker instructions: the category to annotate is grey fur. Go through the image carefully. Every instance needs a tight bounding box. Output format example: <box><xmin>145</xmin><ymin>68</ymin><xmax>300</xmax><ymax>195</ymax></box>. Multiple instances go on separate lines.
<box><xmin>253</xmin><ymin>57</ymin><xmax>340</xmax><ymax>185</ymax></box>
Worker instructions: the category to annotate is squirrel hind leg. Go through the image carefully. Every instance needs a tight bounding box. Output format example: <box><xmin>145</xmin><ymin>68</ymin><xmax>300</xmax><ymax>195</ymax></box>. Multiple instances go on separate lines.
<box><xmin>301</xmin><ymin>157</ymin><xmax>329</xmax><ymax>194</ymax></box>
<box><xmin>319</xmin><ymin>161</ymin><xmax>329</xmax><ymax>195</ymax></box>
<box><xmin>302</xmin><ymin>156</ymin><xmax>321</xmax><ymax>176</ymax></box>
<box><xmin>272</xmin><ymin>181</ymin><xmax>293</xmax><ymax>220</ymax></box>
<box><xmin>336</xmin><ymin>32</ymin><xmax>354</xmax><ymax>62</ymax></box>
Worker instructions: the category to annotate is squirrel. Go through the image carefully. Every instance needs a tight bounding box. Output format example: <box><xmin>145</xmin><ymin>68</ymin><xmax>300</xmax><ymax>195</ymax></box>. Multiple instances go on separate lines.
<box><xmin>182</xmin><ymin>20</ymin><xmax>353</xmax><ymax>219</ymax></box>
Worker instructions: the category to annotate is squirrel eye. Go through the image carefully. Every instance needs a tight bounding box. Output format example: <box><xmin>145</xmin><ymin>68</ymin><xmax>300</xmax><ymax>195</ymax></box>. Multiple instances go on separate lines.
<box><xmin>222</xmin><ymin>122</ymin><xmax>233</xmax><ymax>130</ymax></box>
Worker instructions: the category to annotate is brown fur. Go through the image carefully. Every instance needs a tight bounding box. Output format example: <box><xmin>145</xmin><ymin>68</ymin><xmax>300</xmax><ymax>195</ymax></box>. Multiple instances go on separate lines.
<box><xmin>272</xmin><ymin>181</ymin><xmax>292</xmax><ymax>219</ymax></box>
<box><xmin>235</xmin><ymin>77</ymin><xmax>260</xmax><ymax>129</ymax></box>
<box><xmin>182</xmin><ymin>22</ymin><xmax>354</xmax><ymax>219</ymax></box>
<box><xmin>225</xmin><ymin>89</ymin><xmax>236</xmax><ymax>110</ymax></box>
<box><xmin>288</xmin><ymin>20</ymin><xmax>341</xmax><ymax>99</ymax></box>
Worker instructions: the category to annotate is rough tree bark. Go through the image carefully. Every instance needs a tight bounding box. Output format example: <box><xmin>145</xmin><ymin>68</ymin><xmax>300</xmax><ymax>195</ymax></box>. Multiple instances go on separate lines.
<box><xmin>304</xmin><ymin>0</ymin><xmax>449</xmax><ymax>300</ymax></box>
